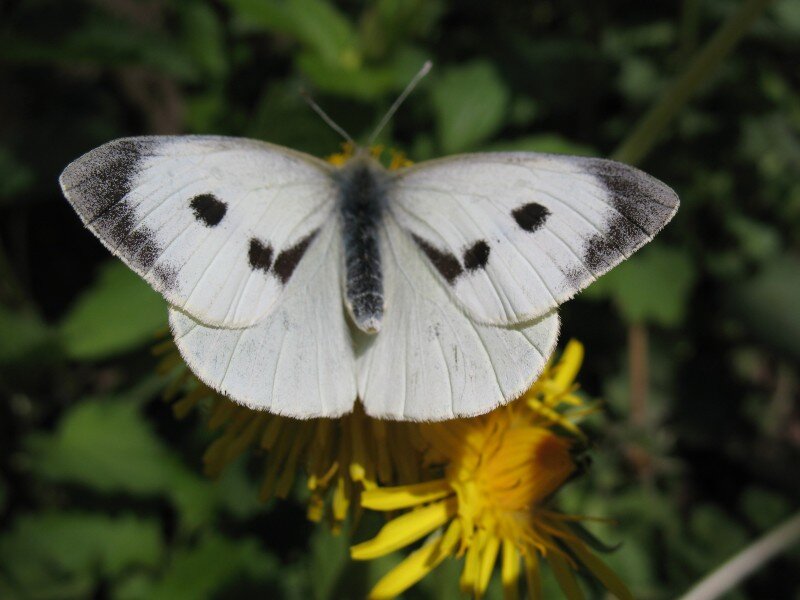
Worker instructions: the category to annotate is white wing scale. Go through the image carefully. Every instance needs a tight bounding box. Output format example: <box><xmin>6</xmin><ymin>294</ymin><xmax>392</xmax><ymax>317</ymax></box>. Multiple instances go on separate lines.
<box><xmin>60</xmin><ymin>136</ymin><xmax>337</xmax><ymax>327</ymax></box>
<box><xmin>389</xmin><ymin>153</ymin><xmax>679</xmax><ymax>325</ymax></box>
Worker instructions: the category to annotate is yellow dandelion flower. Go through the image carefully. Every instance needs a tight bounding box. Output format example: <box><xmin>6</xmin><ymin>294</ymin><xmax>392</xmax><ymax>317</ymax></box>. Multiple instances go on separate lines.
<box><xmin>351</xmin><ymin>341</ymin><xmax>632</xmax><ymax>600</ymax></box>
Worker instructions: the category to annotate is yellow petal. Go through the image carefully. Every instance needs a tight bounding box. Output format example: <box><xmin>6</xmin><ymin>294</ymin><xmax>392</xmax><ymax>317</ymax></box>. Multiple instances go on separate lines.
<box><xmin>361</xmin><ymin>480</ymin><xmax>453</xmax><ymax>511</ymax></box>
<box><xmin>459</xmin><ymin>529</ymin><xmax>483</xmax><ymax>594</ymax></box>
<box><xmin>351</xmin><ymin>498</ymin><xmax>457</xmax><ymax>560</ymax></box>
<box><xmin>477</xmin><ymin>534</ymin><xmax>500</xmax><ymax>597</ymax></box>
<box><xmin>566</xmin><ymin>539</ymin><xmax>633</xmax><ymax>600</ymax></box>
<box><xmin>501</xmin><ymin>541</ymin><xmax>520</xmax><ymax>600</ymax></box>
<box><xmin>548</xmin><ymin>553</ymin><xmax>585</xmax><ymax>600</ymax></box>
<box><xmin>552</xmin><ymin>340</ymin><xmax>584</xmax><ymax>391</ymax></box>
<box><xmin>524</xmin><ymin>553</ymin><xmax>543</xmax><ymax>600</ymax></box>
<box><xmin>368</xmin><ymin>520</ymin><xmax>462</xmax><ymax>599</ymax></box>
<box><xmin>332</xmin><ymin>473</ymin><xmax>350</xmax><ymax>524</ymax></box>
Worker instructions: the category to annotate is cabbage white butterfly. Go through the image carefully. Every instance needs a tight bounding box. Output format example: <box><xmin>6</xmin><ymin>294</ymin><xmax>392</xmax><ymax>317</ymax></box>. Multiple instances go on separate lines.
<box><xmin>59</xmin><ymin>63</ymin><xmax>678</xmax><ymax>420</ymax></box>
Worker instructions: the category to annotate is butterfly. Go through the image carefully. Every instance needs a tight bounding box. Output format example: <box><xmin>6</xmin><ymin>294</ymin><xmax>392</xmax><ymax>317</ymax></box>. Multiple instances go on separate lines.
<box><xmin>59</xmin><ymin>70</ymin><xmax>678</xmax><ymax>421</ymax></box>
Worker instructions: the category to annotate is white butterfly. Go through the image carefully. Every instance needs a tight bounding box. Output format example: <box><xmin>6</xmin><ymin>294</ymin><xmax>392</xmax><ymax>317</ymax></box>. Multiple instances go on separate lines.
<box><xmin>59</xmin><ymin>85</ymin><xmax>678</xmax><ymax>421</ymax></box>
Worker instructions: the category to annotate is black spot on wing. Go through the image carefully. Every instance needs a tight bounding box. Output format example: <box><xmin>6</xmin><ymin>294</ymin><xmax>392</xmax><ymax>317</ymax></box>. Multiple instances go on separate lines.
<box><xmin>248</xmin><ymin>238</ymin><xmax>274</xmax><ymax>273</ymax></box>
<box><xmin>190</xmin><ymin>193</ymin><xmax>227</xmax><ymax>227</ymax></box>
<box><xmin>512</xmin><ymin>202</ymin><xmax>550</xmax><ymax>232</ymax></box>
<box><xmin>580</xmin><ymin>158</ymin><xmax>679</xmax><ymax>272</ymax></box>
<box><xmin>412</xmin><ymin>234</ymin><xmax>463</xmax><ymax>284</ymax></box>
<box><xmin>273</xmin><ymin>231</ymin><xmax>318</xmax><ymax>284</ymax></box>
<box><xmin>463</xmin><ymin>240</ymin><xmax>490</xmax><ymax>271</ymax></box>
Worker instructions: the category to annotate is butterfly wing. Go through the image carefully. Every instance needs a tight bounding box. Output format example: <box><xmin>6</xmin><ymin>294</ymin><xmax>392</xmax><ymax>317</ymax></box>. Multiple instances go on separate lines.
<box><xmin>169</xmin><ymin>223</ymin><xmax>357</xmax><ymax>417</ymax></box>
<box><xmin>60</xmin><ymin>135</ymin><xmax>337</xmax><ymax>327</ymax></box>
<box><xmin>389</xmin><ymin>153</ymin><xmax>678</xmax><ymax>325</ymax></box>
<box><xmin>357</xmin><ymin>217</ymin><xmax>559</xmax><ymax>420</ymax></box>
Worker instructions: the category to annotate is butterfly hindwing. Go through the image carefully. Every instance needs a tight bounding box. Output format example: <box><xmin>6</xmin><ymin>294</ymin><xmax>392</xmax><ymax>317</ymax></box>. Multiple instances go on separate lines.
<box><xmin>389</xmin><ymin>153</ymin><xmax>679</xmax><ymax>325</ymax></box>
<box><xmin>169</xmin><ymin>223</ymin><xmax>358</xmax><ymax>417</ymax></box>
<box><xmin>356</xmin><ymin>217</ymin><xmax>560</xmax><ymax>420</ymax></box>
<box><xmin>60</xmin><ymin>135</ymin><xmax>337</xmax><ymax>327</ymax></box>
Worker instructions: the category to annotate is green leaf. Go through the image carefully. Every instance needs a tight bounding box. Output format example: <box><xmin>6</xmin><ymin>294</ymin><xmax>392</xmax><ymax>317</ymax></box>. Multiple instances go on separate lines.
<box><xmin>582</xmin><ymin>245</ymin><xmax>697</xmax><ymax>327</ymax></box>
<box><xmin>0</xmin><ymin>146</ymin><xmax>34</xmax><ymax>201</ymax></box>
<box><xmin>485</xmin><ymin>134</ymin><xmax>597</xmax><ymax>156</ymax></box>
<box><xmin>58</xmin><ymin>261</ymin><xmax>167</xmax><ymax>360</ymax></box>
<box><xmin>0</xmin><ymin>512</ymin><xmax>162</xmax><ymax>598</ymax></box>
<box><xmin>24</xmin><ymin>382</ymin><xmax>255</xmax><ymax>529</ymax></box>
<box><xmin>740</xmin><ymin>487</ymin><xmax>792</xmax><ymax>531</ymax></box>
<box><xmin>179</xmin><ymin>4</ymin><xmax>227</xmax><ymax>80</ymax></box>
<box><xmin>727</xmin><ymin>257</ymin><xmax>800</xmax><ymax>360</ymax></box>
<box><xmin>431</xmin><ymin>61</ymin><xmax>510</xmax><ymax>153</ymax></box>
<box><xmin>123</xmin><ymin>534</ymin><xmax>278</xmax><ymax>600</ymax></box>
<box><xmin>224</xmin><ymin>0</ymin><xmax>360</xmax><ymax>67</ymax></box>
<box><xmin>297</xmin><ymin>46</ymin><xmax>428</xmax><ymax>101</ymax></box>
<box><xmin>0</xmin><ymin>18</ymin><xmax>199</xmax><ymax>81</ymax></box>
<box><xmin>309</xmin><ymin>526</ymin><xmax>350</xmax><ymax>600</ymax></box>
<box><xmin>0</xmin><ymin>305</ymin><xmax>54</xmax><ymax>366</ymax></box>
<box><xmin>686</xmin><ymin>505</ymin><xmax>749</xmax><ymax>571</ymax></box>
<box><xmin>297</xmin><ymin>53</ymin><xmax>396</xmax><ymax>101</ymax></box>
<box><xmin>725</xmin><ymin>214</ymin><xmax>781</xmax><ymax>262</ymax></box>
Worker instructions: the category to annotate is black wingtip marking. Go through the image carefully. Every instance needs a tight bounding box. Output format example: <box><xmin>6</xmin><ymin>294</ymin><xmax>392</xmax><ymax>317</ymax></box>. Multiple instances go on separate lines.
<box><xmin>190</xmin><ymin>194</ymin><xmax>227</xmax><ymax>227</ymax></box>
<box><xmin>581</xmin><ymin>158</ymin><xmax>679</xmax><ymax>272</ymax></box>
<box><xmin>412</xmin><ymin>234</ymin><xmax>463</xmax><ymax>284</ymax></box>
<box><xmin>248</xmin><ymin>238</ymin><xmax>274</xmax><ymax>273</ymax></box>
<box><xmin>463</xmin><ymin>240</ymin><xmax>490</xmax><ymax>271</ymax></box>
<box><xmin>273</xmin><ymin>231</ymin><xmax>318</xmax><ymax>284</ymax></box>
<box><xmin>512</xmin><ymin>202</ymin><xmax>550</xmax><ymax>233</ymax></box>
<box><xmin>62</xmin><ymin>139</ymin><xmax>152</xmax><ymax>222</ymax></box>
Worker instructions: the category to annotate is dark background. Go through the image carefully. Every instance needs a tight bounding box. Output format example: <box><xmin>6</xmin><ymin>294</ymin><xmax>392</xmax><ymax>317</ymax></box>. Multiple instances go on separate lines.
<box><xmin>1</xmin><ymin>0</ymin><xmax>799</xmax><ymax>598</ymax></box>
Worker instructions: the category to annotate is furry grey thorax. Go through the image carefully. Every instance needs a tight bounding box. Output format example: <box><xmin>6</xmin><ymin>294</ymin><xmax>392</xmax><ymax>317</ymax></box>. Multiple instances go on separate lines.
<box><xmin>335</xmin><ymin>155</ymin><xmax>390</xmax><ymax>334</ymax></box>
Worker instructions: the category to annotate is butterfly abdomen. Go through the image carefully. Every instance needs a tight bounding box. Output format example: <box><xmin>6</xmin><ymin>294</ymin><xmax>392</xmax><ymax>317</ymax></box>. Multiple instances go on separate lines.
<box><xmin>337</xmin><ymin>157</ymin><xmax>388</xmax><ymax>334</ymax></box>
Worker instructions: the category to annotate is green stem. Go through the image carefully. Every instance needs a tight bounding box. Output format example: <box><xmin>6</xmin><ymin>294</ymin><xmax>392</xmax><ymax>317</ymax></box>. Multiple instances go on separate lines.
<box><xmin>613</xmin><ymin>0</ymin><xmax>775</xmax><ymax>166</ymax></box>
<box><xmin>678</xmin><ymin>510</ymin><xmax>800</xmax><ymax>600</ymax></box>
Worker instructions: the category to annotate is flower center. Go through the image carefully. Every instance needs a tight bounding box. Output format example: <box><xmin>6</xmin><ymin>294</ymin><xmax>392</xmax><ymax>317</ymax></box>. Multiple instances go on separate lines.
<box><xmin>447</xmin><ymin>416</ymin><xmax>576</xmax><ymax>548</ymax></box>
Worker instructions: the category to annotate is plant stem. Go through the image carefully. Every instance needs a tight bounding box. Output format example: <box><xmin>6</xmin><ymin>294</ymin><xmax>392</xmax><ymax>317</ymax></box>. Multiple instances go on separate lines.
<box><xmin>678</xmin><ymin>510</ymin><xmax>800</xmax><ymax>600</ymax></box>
<box><xmin>612</xmin><ymin>0</ymin><xmax>776</xmax><ymax>166</ymax></box>
<box><xmin>628</xmin><ymin>323</ymin><xmax>649</xmax><ymax>429</ymax></box>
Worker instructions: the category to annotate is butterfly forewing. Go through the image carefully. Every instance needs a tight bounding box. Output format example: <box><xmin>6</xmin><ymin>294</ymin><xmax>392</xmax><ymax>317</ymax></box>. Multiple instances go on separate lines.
<box><xmin>388</xmin><ymin>153</ymin><xmax>679</xmax><ymax>326</ymax></box>
<box><xmin>60</xmin><ymin>136</ymin><xmax>337</xmax><ymax>328</ymax></box>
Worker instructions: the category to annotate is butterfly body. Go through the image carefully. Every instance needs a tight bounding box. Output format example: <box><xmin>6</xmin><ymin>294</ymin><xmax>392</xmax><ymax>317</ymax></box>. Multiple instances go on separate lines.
<box><xmin>336</xmin><ymin>153</ymin><xmax>389</xmax><ymax>334</ymax></box>
<box><xmin>61</xmin><ymin>135</ymin><xmax>678</xmax><ymax>420</ymax></box>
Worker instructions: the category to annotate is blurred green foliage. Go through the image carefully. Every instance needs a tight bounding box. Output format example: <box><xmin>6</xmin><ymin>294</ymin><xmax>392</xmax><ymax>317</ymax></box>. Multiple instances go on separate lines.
<box><xmin>1</xmin><ymin>0</ymin><xmax>799</xmax><ymax>598</ymax></box>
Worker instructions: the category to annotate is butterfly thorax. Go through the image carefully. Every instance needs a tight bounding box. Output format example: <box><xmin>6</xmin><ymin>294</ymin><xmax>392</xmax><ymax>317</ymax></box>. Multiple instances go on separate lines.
<box><xmin>334</xmin><ymin>154</ymin><xmax>390</xmax><ymax>334</ymax></box>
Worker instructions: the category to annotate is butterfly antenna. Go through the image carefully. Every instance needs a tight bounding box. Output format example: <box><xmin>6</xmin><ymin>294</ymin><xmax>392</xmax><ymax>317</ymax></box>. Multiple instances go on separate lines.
<box><xmin>367</xmin><ymin>60</ymin><xmax>432</xmax><ymax>146</ymax></box>
<box><xmin>300</xmin><ymin>89</ymin><xmax>355</xmax><ymax>145</ymax></box>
